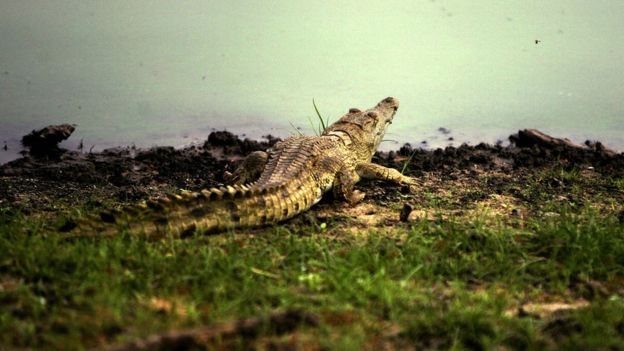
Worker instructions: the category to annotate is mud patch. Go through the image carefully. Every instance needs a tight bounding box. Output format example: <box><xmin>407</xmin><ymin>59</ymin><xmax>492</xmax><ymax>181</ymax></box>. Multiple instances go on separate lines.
<box><xmin>1</xmin><ymin>131</ymin><xmax>279</xmax><ymax>212</ymax></box>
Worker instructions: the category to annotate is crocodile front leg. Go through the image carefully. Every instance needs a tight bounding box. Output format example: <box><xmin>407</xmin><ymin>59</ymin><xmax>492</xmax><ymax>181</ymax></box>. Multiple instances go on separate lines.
<box><xmin>356</xmin><ymin>163</ymin><xmax>418</xmax><ymax>186</ymax></box>
<box><xmin>225</xmin><ymin>151</ymin><xmax>269</xmax><ymax>185</ymax></box>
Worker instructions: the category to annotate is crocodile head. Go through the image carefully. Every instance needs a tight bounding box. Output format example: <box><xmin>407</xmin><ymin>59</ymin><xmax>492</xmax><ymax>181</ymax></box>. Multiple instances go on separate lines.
<box><xmin>324</xmin><ymin>97</ymin><xmax>399</xmax><ymax>156</ymax></box>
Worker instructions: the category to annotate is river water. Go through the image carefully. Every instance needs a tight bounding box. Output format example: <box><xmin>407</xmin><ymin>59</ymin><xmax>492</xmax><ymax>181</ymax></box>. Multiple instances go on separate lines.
<box><xmin>1</xmin><ymin>1</ymin><xmax>623</xmax><ymax>164</ymax></box>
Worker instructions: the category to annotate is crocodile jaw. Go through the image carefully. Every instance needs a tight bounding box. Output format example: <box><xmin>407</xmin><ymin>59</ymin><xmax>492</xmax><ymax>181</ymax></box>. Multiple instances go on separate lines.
<box><xmin>369</xmin><ymin>97</ymin><xmax>399</xmax><ymax>152</ymax></box>
<box><xmin>323</xmin><ymin>97</ymin><xmax>399</xmax><ymax>156</ymax></box>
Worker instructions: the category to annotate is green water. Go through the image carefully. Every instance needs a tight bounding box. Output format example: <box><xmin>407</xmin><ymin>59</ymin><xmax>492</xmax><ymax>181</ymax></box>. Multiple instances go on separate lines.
<box><xmin>1</xmin><ymin>1</ymin><xmax>623</xmax><ymax>163</ymax></box>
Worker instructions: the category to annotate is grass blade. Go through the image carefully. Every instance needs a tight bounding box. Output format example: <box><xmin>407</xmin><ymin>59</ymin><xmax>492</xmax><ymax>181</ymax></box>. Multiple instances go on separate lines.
<box><xmin>288</xmin><ymin>121</ymin><xmax>304</xmax><ymax>136</ymax></box>
<box><xmin>401</xmin><ymin>149</ymin><xmax>419</xmax><ymax>175</ymax></box>
<box><xmin>312</xmin><ymin>99</ymin><xmax>327</xmax><ymax>131</ymax></box>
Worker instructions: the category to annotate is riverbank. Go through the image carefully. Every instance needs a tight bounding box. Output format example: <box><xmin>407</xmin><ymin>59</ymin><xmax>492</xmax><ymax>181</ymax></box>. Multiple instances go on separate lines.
<box><xmin>1</xmin><ymin>129</ymin><xmax>623</xmax><ymax>349</ymax></box>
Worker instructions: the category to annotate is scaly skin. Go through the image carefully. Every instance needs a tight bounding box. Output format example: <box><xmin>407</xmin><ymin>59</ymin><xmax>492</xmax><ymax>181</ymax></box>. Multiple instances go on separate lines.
<box><xmin>78</xmin><ymin>97</ymin><xmax>416</xmax><ymax>237</ymax></box>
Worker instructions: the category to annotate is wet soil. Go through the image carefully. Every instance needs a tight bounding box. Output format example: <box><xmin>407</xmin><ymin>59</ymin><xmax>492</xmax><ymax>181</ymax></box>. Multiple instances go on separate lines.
<box><xmin>0</xmin><ymin>131</ymin><xmax>278</xmax><ymax>212</ymax></box>
<box><xmin>0</xmin><ymin>128</ymin><xmax>622</xmax><ymax>225</ymax></box>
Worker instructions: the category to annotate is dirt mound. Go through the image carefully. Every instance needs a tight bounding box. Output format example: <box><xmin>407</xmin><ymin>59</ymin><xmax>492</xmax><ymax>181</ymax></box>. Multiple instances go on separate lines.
<box><xmin>21</xmin><ymin>124</ymin><xmax>76</xmax><ymax>157</ymax></box>
<box><xmin>384</xmin><ymin>129</ymin><xmax>623</xmax><ymax>178</ymax></box>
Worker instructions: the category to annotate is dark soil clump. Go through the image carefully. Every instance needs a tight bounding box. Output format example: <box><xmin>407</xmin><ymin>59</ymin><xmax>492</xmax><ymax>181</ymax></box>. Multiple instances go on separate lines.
<box><xmin>21</xmin><ymin>124</ymin><xmax>76</xmax><ymax>158</ymax></box>
<box><xmin>387</xmin><ymin>131</ymin><xmax>623</xmax><ymax>177</ymax></box>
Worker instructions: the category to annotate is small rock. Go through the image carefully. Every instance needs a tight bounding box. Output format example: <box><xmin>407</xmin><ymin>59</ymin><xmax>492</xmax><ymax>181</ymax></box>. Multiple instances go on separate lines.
<box><xmin>398</xmin><ymin>143</ymin><xmax>413</xmax><ymax>156</ymax></box>
<box><xmin>438</xmin><ymin>127</ymin><xmax>451</xmax><ymax>135</ymax></box>
<box><xmin>549</xmin><ymin>177</ymin><xmax>564</xmax><ymax>188</ymax></box>
<box><xmin>399</xmin><ymin>203</ymin><xmax>413</xmax><ymax>222</ymax></box>
<box><xmin>58</xmin><ymin>219</ymin><xmax>77</xmax><ymax>232</ymax></box>
<box><xmin>205</xmin><ymin>131</ymin><xmax>239</xmax><ymax>147</ymax></box>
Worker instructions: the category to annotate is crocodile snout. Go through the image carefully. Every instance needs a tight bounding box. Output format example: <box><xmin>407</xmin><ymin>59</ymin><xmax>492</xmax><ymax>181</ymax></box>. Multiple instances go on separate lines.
<box><xmin>380</xmin><ymin>97</ymin><xmax>399</xmax><ymax>111</ymax></box>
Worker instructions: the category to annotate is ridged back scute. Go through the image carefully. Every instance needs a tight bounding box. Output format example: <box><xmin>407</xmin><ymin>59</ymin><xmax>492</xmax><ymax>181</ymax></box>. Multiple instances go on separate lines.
<box><xmin>255</xmin><ymin>136</ymin><xmax>332</xmax><ymax>189</ymax></box>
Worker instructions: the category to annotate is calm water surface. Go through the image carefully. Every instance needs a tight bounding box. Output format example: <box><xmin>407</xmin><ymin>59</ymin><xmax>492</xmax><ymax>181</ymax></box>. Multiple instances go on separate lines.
<box><xmin>1</xmin><ymin>1</ymin><xmax>623</xmax><ymax>164</ymax></box>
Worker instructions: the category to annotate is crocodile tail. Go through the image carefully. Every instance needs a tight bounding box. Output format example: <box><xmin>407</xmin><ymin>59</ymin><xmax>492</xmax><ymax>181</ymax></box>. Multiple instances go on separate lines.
<box><xmin>73</xmin><ymin>176</ymin><xmax>321</xmax><ymax>238</ymax></box>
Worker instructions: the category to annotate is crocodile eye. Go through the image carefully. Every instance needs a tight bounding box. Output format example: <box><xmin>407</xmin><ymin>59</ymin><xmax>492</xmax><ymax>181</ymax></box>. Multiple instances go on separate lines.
<box><xmin>364</xmin><ymin>112</ymin><xmax>378</xmax><ymax>127</ymax></box>
<box><xmin>366</xmin><ymin>111</ymin><xmax>378</xmax><ymax>119</ymax></box>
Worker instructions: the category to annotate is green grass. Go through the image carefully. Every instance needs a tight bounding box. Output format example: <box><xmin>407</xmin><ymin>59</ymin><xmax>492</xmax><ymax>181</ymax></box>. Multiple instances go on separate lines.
<box><xmin>400</xmin><ymin>148</ymin><xmax>419</xmax><ymax>175</ymax></box>
<box><xmin>288</xmin><ymin>99</ymin><xmax>332</xmax><ymax>137</ymax></box>
<box><xmin>310</xmin><ymin>98</ymin><xmax>330</xmax><ymax>135</ymax></box>
<box><xmin>615</xmin><ymin>177</ymin><xmax>624</xmax><ymax>192</ymax></box>
<box><xmin>1</xmin><ymin>203</ymin><xmax>623</xmax><ymax>350</ymax></box>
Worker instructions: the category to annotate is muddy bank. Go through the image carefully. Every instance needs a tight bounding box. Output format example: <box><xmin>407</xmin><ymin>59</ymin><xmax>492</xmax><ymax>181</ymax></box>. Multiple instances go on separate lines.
<box><xmin>388</xmin><ymin>129</ymin><xmax>623</xmax><ymax>176</ymax></box>
<box><xmin>0</xmin><ymin>127</ymin><xmax>622</xmax><ymax>214</ymax></box>
<box><xmin>0</xmin><ymin>130</ymin><xmax>279</xmax><ymax>211</ymax></box>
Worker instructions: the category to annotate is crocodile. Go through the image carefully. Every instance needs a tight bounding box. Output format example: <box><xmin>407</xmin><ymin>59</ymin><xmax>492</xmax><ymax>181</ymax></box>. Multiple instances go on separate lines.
<box><xmin>78</xmin><ymin>97</ymin><xmax>416</xmax><ymax>237</ymax></box>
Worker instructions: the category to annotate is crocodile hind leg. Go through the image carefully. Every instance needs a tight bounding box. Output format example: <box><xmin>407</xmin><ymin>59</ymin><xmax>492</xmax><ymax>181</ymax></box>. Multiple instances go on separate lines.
<box><xmin>334</xmin><ymin>168</ymin><xmax>366</xmax><ymax>206</ymax></box>
<box><xmin>356</xmin><ymin>163</ymin><xmax>418</xmax><ymax>185</ymax></box>
<box><xmin>225</xmin><ymin>151</ymin><xmax>269</xmax><ymax>185</ymax></box>
<box><xmin>323</xmin><ymin>162</ymin><xmax>364</xmax><ymax>206</ymax></box>
<box><xmin>316</xmin><ymin>156</ymin><xmax>365</xmax><ymax>206</ymax></box>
